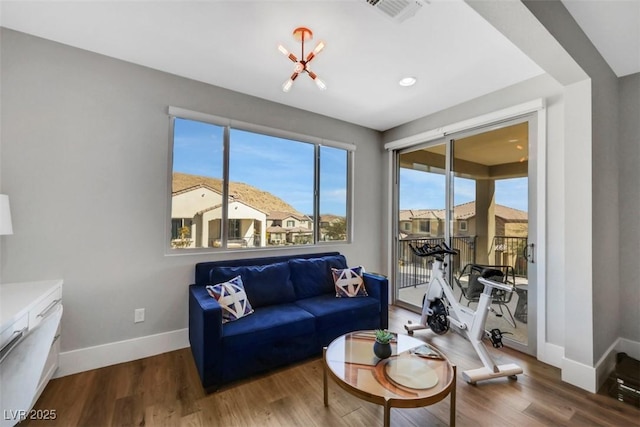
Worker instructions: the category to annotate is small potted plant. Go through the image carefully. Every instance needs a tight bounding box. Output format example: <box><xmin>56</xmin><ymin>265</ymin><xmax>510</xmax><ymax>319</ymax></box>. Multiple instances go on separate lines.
<box><xmin>373</xmin><ymin>329</ymin><xmax>394</xmax><ymax>359</ymax></box>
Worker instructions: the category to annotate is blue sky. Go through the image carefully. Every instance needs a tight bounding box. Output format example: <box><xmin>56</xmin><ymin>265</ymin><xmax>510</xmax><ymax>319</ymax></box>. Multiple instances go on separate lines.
<box><xmin>173</xmin><ymin>118</ymin><xmax>527</xmax><ymax>216</ymax></box>
<box><xmin>173</xmin><ymin>118</ymin><xmax>347</xmax><ymax>215</ymax></box>
<box><xmin>399</xmin><ymin>168</ymin><xmax>528</xmax><ymax>212</ymax></box>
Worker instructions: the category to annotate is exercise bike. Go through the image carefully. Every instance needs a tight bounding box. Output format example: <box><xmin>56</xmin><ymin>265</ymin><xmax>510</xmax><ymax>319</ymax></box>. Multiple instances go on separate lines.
<box><xmin>404</xmin><ymin>242</ymin><xmax>523</xmax><ymax>384</ymax></box>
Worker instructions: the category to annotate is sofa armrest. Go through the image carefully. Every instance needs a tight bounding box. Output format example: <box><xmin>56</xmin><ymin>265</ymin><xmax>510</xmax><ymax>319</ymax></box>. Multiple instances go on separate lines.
<box><xmin>363</xmin><ymin>273</ymin><xmax>389</xmax><ymax>329</ymax></box>
<box><xmin>189</xmin><ymin>284</ymin><xmax>223</xmax><ymax>390</ymax></box>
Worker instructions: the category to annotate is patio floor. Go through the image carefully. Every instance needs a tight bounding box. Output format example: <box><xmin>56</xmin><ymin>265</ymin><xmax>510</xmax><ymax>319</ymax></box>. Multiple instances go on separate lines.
<box><xmin>397</xmin><ymin>280</ymin><xmax>528</xmax><ymax>344</ymax></box>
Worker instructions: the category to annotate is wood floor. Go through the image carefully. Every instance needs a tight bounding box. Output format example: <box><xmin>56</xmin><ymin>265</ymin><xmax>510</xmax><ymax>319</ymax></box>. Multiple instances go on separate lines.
<box><xmin>24</xmin><ymin>306</ymin><xmax>640</xmax><ymax>427</ymax></box>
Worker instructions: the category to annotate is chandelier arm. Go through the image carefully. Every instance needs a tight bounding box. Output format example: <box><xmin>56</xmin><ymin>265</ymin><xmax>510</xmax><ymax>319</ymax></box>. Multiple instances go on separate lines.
<box><xmin>306</xmin><ymin>52</ymin><xmax>316</xmax><ymax>63</ymax></box>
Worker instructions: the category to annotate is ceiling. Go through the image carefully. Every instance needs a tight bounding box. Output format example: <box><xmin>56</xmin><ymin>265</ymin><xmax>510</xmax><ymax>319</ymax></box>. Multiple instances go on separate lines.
<box><xmin>0</xmin><ymin>1</ymin><xmax>636</xmax><ymax>132</ymax></box>
<box><xmin>562</xmin><ymin>0</ymin><xmax>640</xmax><ymax>78</ymax></box>
<box><xmin>400</xmin><ymin>122</ymin><xmax>529</xmax><ymax>180</ymax></box>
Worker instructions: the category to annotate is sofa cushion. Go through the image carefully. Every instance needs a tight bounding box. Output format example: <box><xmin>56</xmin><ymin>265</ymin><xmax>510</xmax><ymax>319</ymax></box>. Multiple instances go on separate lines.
<box><xmin>206</xmin><ymin>275</ymin><xmax>254</xmax><ymax>323</ymax></box>
<box><xmin>332</xmin><ymin>266</ymin><xmax>368</xmax><ymax>297</ymax></box>
<box><xmin>210</xmin><ymin>261</ymin><xmax>295</xmax><ymax>308</ymax></box>
<box><xmin>295</xmin><ymin>294</ymin><xmax>379</xmax><ymax>331</ymax></box>
<box><xmin>289</xmin><ymin>255</ymin><xmax>347</xmax><ymax>299</ymax></box>
<box><xmin>222</xmin><ymin>303</ymin><xmax>316</xmax><ymax>348</ymax></box>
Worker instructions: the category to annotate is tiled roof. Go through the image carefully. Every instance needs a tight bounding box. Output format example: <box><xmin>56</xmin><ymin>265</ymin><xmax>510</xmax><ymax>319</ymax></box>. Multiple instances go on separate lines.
<box><xmin>399</xmin><ymin>202</ymin><xmax>527</xmax><ymax>221</ymax></box>
<box><xmin>268</xmin><ymin>211</ymin><xmax>311</xmax><ymax>221</ymax></box>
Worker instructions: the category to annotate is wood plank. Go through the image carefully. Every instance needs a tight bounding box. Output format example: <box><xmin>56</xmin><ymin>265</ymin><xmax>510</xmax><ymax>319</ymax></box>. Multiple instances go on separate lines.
<box><xmin>23</xmin><ymin>306</ymin><xmax>640</xmax><ymax>427</ymax></box>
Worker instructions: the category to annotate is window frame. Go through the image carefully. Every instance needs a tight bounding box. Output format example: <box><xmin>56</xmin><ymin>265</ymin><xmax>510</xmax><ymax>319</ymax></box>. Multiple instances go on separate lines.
<box><xmin>166</xmin><ymin>107</ymin><xmax>355</xmax><ymax>254</ymax></box>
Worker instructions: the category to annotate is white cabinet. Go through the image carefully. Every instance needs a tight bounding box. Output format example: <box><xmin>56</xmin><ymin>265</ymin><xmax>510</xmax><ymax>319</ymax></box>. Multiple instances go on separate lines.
<box><xmin>0</xmin><ymin>280</ymin><xmax>63</xmax><ymax>425</ymax></box>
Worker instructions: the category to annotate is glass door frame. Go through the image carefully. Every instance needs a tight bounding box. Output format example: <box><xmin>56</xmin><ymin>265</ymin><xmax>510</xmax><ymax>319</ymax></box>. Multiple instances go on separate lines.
<box><xmin>391</xmin><ymin>112</ymin><xmax>540</xmax><ymax>356</ymax></box>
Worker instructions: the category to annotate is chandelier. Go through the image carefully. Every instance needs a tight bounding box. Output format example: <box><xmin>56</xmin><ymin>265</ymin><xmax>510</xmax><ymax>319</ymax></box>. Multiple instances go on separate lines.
<box><xmin>277</xmin><ymin>27</ymin><xmax>326</xmax><ymax>92</ymax></box>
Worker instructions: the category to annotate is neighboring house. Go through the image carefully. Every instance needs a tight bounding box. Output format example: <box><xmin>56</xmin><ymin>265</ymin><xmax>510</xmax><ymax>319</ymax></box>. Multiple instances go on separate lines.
<box><xmin>319</xmin><ymin>214</ymin><xmax>347</xmax><ymax>241</ymax></box>
<box><xmin>399</xmin><ymin>201</ymin><xmax>527</xmax><ymax>240</ymax></box>
<box><xmin>267</xmin><ymin>211</ymin><xmax>313</xmax><ymax>245</ymax></box>
<box><xmin>400</xmin><ymin>201</ymin><xmax>528</xmax><ymax>272</ymax></box>
<box><xmin>171</xmin><ymin>184</ymin><xmax>267</xmax><ymax>248</ymax></box>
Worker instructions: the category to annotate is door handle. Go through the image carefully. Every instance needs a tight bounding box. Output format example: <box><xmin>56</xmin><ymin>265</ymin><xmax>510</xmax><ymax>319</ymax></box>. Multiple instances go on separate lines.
<box><xmin>523</xmin><ymin>243</ymin><xmax>535</xmax><ymax>264</ymax></box>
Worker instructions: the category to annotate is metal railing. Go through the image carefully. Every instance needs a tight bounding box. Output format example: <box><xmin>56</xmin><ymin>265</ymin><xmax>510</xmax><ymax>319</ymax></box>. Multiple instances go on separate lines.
<box><xmin>397</xmin><ymin>236</ymin><xmax>477</xmax><ymax>289</ymax></box>
<box><xmin>490</xmin><ymin>236</ymin><xmax>528</xmax><ymax>277</ymax></box>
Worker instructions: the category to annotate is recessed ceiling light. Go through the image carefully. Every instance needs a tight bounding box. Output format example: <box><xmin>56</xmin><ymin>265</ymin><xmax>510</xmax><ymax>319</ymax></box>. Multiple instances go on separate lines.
<box><xmin>399</xmin><ymin>77</ymin><xmax>417</xmax><ymax>87</ymax></box>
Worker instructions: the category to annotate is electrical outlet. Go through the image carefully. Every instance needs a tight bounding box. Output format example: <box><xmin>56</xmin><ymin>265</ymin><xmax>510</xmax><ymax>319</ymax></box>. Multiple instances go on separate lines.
<box><xmin>134</xmin><ymin>308</ymin><xmax>145</xmax><ymax>323</ymax></box>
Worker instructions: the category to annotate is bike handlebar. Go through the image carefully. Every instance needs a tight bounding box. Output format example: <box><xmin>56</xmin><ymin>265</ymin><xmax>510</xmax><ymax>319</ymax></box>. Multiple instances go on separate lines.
<box><xmin>408</xmin><ymin>242</ymin><xmax>457</xmax><ymax>258</ymax></box>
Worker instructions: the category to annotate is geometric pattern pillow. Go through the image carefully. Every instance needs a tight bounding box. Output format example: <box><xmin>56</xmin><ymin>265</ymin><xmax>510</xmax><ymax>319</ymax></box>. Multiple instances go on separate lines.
<box><xmin>206</xmin><ymin>275</ymin><xmax>254</xmax><ymax>323</ymax></box>
<box><xmin>332</xmin><ymin>266</ymin><xmax>368</xmax><ymax>297</ymax></box>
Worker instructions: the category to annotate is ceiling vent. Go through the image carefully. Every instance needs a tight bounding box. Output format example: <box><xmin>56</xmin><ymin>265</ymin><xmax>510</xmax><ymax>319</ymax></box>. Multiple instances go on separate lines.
<box><xmin>365</xmin><ymin>0</ymin><xmax>425</xmax><ymax>23</ymax></box>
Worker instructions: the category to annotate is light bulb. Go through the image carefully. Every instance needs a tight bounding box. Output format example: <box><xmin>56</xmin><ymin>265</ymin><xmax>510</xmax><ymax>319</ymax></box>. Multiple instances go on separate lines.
<box><xmin>278</xmin><ymin>44</ymin><xmax>289</xmax><ymax>56</ymax></box>
<box><xmin>313</xmin><ymin>41</ymin><xmax>325</xmax><ymax>55</ymax></box>
<box><xmin>282</xmin><ymin>79</ymin><xmax>293</xmax><ymax>92</ymax></box>
<box><xmin>315</xmin><ymin>78</ymin><xmax>327</xmax><ymax>90</ymax></box>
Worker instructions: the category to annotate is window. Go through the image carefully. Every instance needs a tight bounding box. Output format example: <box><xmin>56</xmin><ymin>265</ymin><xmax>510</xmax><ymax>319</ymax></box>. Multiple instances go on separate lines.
<box><xmin>319</xmin><ymin>146</ymin><xmax>348</xmax><ymax>242</ymax></box>
<box><xmin>419</xmin><ymin>220</ymin><xmax>430</xmax><ymax>233</ymax></box>
<box><xmin>459</xmin><ymin>220</ymin><xmax>468</xmax><ymax>232</ymax></box>
<box><xmin>229</xmin><ymin>219</ymin><xmax>241</xmax><ymax>240</ymax></box>
<box><xmin>403</xmin><ymin>222</ymin><xmax>411</xmax><ymax>231</ymax></box>
<box><xmin>171</xmin><ymin>218</ymin><xmax>194</xmax><ymax>248</ymax></box>
<box><xmin>169</xmin><ymin>109</ymin><xmax>353</xmax><ymax>251</ymax></box>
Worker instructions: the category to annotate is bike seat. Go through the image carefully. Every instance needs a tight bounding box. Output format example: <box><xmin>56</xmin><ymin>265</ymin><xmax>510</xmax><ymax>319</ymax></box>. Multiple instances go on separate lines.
<box><xmin>480</xmin><ymin>268</ymin><xmax>504</xmax><ymax>279</ymax></box>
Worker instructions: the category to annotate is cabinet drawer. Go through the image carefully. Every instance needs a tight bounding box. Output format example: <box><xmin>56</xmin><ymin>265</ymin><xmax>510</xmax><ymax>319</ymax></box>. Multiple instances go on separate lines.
<box><xmin>38</xmin><ymin>326</ymin><xmax>61</xmax><ymax>388</ymax></box>
<box><xmin>0</xmin><ymin>313</ymin><xmax>28</xmax><ymax>356</ymax></box>
<box><xmin>29</xmin><ymin>286</ymin><xmax>63</xmax><ymax>330</ymax></box>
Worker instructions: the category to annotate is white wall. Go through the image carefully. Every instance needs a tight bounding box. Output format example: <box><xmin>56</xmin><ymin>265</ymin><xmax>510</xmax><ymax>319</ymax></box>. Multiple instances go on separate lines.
<box><xmin>383</xmin><ymin>0</ymin><xmax>632</xmax><ymax>392</ymax></box>
<box><xmin>0</xmin><ymin>29</ymin><xmax>383</xmax><ymax>362</ymax></box>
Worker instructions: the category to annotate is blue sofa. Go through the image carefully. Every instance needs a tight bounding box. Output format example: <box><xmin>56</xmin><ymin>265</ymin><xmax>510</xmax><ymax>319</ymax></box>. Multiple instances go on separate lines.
<box><xmin>188</xmin><ymin>252</ymin><xmax>389</xmax><ymax>391</ymax></box>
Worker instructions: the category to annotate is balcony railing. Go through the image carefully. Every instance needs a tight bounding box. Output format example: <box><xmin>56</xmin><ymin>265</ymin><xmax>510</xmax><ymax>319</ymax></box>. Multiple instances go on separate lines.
<box><xmin>490</xmin><ymin>236</ymin><xmax>528</xmax><ymax>277</ymax></box>
<box><xmin>397</xmin><ymin>236</ymin><xmax>477</xmax><ymax>289</ymax></box>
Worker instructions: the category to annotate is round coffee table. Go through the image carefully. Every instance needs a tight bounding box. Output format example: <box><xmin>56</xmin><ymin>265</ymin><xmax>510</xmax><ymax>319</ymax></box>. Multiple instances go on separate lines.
<box><xmin>323</xmin><ymin>330</ymin><xmax>456</xmax><ymax>427</ymax></box>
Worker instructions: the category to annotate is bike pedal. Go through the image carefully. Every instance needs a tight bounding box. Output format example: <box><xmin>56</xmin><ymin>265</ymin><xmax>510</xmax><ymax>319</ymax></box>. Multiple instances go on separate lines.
<box><xmin>489</xmin><ymin>328</ymin><xmax>504</xmax><ymax>348</ymax></box>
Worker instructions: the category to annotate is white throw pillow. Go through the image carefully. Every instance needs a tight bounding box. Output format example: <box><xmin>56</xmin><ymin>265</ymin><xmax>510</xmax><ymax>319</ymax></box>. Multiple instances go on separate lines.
<box><xmin>206</xmin><ymin>275</ymin><xmax>254</xmax><ymax>323</ymax></box>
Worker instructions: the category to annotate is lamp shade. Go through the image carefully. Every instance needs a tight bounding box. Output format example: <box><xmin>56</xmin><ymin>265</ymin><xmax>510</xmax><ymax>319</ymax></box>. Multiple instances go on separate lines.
<box><xmin>0</xmin><ymin>194</ymin><xmax>13</xmax><ymax>235</ymax></box>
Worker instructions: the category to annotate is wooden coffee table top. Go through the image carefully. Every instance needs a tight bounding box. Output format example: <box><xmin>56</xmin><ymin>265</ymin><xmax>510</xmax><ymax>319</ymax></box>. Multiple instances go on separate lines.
<box><xmin>324</xmin><ymin>330</ymin><xmax>455</xmax><ymax>407</ymax></box>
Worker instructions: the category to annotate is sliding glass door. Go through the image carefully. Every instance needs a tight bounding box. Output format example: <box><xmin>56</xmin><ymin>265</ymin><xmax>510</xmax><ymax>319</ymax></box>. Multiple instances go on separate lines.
<box><xmin>394</xmin><ymin>115</ymin><xmax>536</xmax><ymax>354</ymax></box>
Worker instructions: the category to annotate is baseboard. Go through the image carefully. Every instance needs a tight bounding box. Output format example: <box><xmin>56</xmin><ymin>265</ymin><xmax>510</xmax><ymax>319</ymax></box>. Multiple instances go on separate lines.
<box><xmin>538</xmin><ymin>341</ymin><xmax>564</xmax><ymax>368</ymax></box>
<box><xmin>540</xmin><ymin>341</ymin><xmax>603</xmax><ymax>393</ymax></box>
<box><xmin>563</xmin><ymin>337</ymin><xmax>640</xmax><ymax>394</ymax></box>
<box><xmin>562</xmin><ymin>356</ymin><xmax>597</xmax><ymax>393</ymax></box>
<box><xmin>55</xmin><ymin>328</ymin><xmax>189</xmax><ymax>378</ymax></box>
<box><xmin>594</xmin><ymin>337</ymin><xmax>640</xmax><ymax>393</ymax></box>
<box><xmin>615</xmin><ymin>337</ymin><xmax>640</xmax><ymax>360</ymax></box>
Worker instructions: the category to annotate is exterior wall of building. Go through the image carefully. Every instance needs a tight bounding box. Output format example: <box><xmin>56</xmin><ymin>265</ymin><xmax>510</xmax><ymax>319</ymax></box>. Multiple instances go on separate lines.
<box><xmin>171</xmin><ymin>187</ymin><xmax>221</xmax><ymax>218</ymax></box>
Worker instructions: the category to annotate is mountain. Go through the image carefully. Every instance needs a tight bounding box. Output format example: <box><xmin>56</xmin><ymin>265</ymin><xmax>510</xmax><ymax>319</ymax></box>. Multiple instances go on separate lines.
<box><xmin>172</xmin><ymin>172</ymin><xmax>299</xmax><ymax>214</ymax></box>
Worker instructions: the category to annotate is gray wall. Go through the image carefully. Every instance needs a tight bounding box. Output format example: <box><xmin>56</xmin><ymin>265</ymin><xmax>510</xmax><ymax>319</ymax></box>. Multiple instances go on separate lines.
<box><xmin>619</xmin><ymin>73</ymin><xmax>640</xmax><ymax>342</ymax></box>
<box><xmin>0</xmin><ymin>29</ymin><xmax>384</xmax><ymax>352</ymax></box>
<box><xmin>523</xmin><ymin>0</ymin><xmax>622</xmax><ymax>366</ymax></box>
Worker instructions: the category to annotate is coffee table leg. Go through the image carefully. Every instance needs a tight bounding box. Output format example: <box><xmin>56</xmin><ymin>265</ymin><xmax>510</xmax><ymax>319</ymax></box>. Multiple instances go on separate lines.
<box><xmin>323</xmin><ymin>347</ymin><xmax>328</xmax><ymax>407</ymax></box>
<box><xmin>450</xmin><ymin>365</ymin><xmax>457</xmax><ymax>427</ymax></box>
<box><xmin>384</xmin><ymin>400</ymin><xmax>391</xmax><ymax>427</ymax></box>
